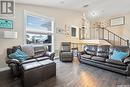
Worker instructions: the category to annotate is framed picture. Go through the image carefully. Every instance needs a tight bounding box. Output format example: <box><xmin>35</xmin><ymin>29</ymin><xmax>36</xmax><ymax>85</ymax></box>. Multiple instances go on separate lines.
<box><xmin>65</xmin><ymin>25</ymin><xmax>70</xmax><ymax>36</ymax></box>
<box><xmin>0</xmin><ymin>19</ymin><xmax>13</xmax><ymax>29</ymax></box>
<box><xmin>110</xmin><ymin>17</ymin><xmax>125</xmax><ymax>27</ymax></box>
<box><xmin>70</xmin><ymin>25</ymin><xmax>78</xmax><ymax>38</ymax></box>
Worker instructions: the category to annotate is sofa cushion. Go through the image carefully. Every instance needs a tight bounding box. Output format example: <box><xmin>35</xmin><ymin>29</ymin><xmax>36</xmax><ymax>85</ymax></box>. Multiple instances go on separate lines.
<box><xmin>34</xmin><ymin>46</ymin><xmax>48</xmax><ymax>58</ymax></box>
<box><xmin>91</xmin><ymin>56</ymin><xmax>106</xmax><ymax>62</ymax></box>
<box><xmin>22</xmin><ymin>62</ymin><xmax>42</xmax><ymax>71</ymax></box>
<box><xmin>36</xmin><ymin>57</ymin><xmax>50</xmax><ymax>61</ymax></box>
<box><xmin>106</xmin><ymin>59</ymin><xmax>126</xmax><ymax>66</ymax></box>
<box><xmin>84</xmin><ymin>45</ymin><xmax>97</xmax><ymax>56</ymax></box>
<box><xmin>33</xmin><ymin>52</ymin><xmax>45</xmax><ymax>58</ymax></box>
<box><xmin>22</xmin><ymin>59</ymin><xmax>37</xmax><ymax>64</ymax></box>
<box><xmin>81</xmin><ymin>54</ymin><xmax>91</xmax><ymax>59</ymax></box>
<box><xmin>61</xmin><ymin>42</ymin><xmax>71</xmax><ymax>52</ymax></box>
<box><xmin>33</xmin><ymin>45</ymin><xmax>47</xmax><ymax>52</ymax></box>
<box><xmin>61</xmin><ymin>52</ymin><xmax>73</xmax><ymax>58</ymax></box>
<box><xmin>38</xmin><ymin>59</ymin><xmax>54</xmax><ymax>65</ymax></box>
<box><xmin>61</xmin><ymin>46</ymin><xmax>70</xmax><ymax>52</ymax></box>
<box><xmin>96</xmin><ymin>45</ymin><xmax>110</xmax><ymax>57</ymax></box>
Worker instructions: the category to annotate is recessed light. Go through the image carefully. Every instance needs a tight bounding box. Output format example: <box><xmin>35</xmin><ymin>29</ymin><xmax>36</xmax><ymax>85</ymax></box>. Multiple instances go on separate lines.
<box><xmin>83</xmin><ymin>4</ymin><xmax>89</xmax><ymax>8</ymax></box>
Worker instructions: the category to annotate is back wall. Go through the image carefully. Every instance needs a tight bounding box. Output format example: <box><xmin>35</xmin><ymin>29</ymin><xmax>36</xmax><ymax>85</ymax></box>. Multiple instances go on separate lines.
<box><xmin>0</xmin><ymin>3</ymin><xmax>82</xmax><ymax>68</ymax></box>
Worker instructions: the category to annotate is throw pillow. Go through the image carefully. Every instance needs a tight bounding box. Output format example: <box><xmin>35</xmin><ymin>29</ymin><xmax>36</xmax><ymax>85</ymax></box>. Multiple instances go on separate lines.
<box><xmin>9</xmin><ymin>49</ymin><xmax>28</xmax><ymax>62</ymax></box>
<box><xmin>111</xmin><ymin>50</ymin><xmax>129</xmax><ymax>61</ymax></box>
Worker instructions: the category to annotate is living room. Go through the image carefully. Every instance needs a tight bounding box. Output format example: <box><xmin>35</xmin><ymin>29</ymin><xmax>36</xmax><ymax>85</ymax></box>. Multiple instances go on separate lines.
<box><xmin>0</xmin><ymin>0</ymin><xmax>130</xmax><ymax>87</ymax></box>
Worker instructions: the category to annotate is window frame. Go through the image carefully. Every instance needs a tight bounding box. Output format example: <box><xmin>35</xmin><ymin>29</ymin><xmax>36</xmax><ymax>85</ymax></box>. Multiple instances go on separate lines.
<box><xmin>24</xmin><ymin>10</ymin><xmax>54</xmax><ymax>52</ymax></box>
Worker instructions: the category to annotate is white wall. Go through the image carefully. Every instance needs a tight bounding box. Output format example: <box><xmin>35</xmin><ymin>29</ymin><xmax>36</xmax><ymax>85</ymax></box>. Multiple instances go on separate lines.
<box><xmin>0</xmin><ymin>3</ymin><xmax>82</xmax><ymax>68</ymax></box>
<box><xmin>89</xmin><ymin>12</ymin><xmax>130</xmax><ymax>42</ymax></box>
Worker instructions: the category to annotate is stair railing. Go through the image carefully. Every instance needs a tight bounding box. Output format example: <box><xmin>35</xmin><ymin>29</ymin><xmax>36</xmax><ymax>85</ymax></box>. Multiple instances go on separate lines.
<box><xmin>99</xmin><ymin>28</ymin><xmax>129</xmax><ymax>46</ymax></box>
<box><xmin>79</xmin><ymin>27</ymin><xmax>129</xmax><ymax>46</ymax></box>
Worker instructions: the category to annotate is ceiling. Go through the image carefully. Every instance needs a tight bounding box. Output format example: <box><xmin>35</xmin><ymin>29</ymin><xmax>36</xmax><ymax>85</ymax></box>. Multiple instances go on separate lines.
<box><xmin>16</xmin><ymin>0</ymin><xmax>130</xmax><ymax>18</ymax></box>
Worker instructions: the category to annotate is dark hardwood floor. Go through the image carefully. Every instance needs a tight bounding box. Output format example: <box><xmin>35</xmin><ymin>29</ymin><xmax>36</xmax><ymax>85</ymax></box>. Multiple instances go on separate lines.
<box><xmin>1</xmin><ymin>58</ymin><xmax>130</xmax><ymax>87</ymax></box>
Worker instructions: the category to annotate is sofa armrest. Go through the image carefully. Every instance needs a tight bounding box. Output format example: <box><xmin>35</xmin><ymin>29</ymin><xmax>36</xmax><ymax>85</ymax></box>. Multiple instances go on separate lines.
<box><xmin>124</xmin><ymin>57</ymin><xmax>130</xmax><ymax>64</ymax></box>
<box><xmin>79</xmin><ymin>51</ymin><xmax>85</xmax><ymax>54</ymax></box>
<box><xmin>77</xmin><ymin>51</ymin><xmax>85</xmax><ymax>60</ymax></box>
<box><xmin>6</xmin><ymin>59</ymin><xmax>21</xmax><ymax>77</ymax></box>
<box><xmin>9</xmin><ymin>63</ymin><xmax>21</xmax><ymax>77</ymax></box>
<box><xmin>6</xmin><ymin>59</ymin><xmax>20</xmax><ymax>65</ymax></box>
<box><xmin>45</xmin><ymin>52</ymin><xmax>55</xmax><ymax>61</ymax></box>
<box><xmin>126</xmin><ymin>64</ymin><xmax>130</xmax><ymax>76</ymax></box>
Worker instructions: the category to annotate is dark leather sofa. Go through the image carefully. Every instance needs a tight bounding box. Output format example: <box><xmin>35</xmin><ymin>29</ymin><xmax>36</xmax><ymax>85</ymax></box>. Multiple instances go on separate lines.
<box><xmin>78</xmin><ymin>45</ymin><xmax>130</xmax><ymax>76</ymax></box>
<box><xmin>6</xmin><ymin>45</ymin><xmax>55</xmax><ymax>77</ymax></box>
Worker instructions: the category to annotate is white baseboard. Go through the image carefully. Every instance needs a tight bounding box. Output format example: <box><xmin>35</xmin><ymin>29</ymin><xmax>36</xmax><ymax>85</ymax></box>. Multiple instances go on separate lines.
<box><xmin>0</xmin><ymin>67</ymin><xmax>9</xmax><ymax>72</ymax></box>
<box><xmin>54</xmin><ymin>56</ymin><xmax>59</xmax><ymax>59</ymax></box>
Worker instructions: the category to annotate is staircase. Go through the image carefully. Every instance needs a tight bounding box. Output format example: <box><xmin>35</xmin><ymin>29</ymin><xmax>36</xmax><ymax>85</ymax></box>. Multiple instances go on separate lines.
<box><xmin>71</xmin><ymin>27</ymin><xmax>129</xmax><ymax>52</ymax></box>
<box><xmin>80</xmin><ymin>27</ymin><xmax>129</xmax><ymax>46</ymax></box>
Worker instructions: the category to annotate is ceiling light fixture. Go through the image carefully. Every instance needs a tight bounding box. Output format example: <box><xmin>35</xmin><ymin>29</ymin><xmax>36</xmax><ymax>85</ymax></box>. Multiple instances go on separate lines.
<box><xmin>91</xmin><ymin>11</ymin><xmax>97</xmax><ymax>17</ymax></box>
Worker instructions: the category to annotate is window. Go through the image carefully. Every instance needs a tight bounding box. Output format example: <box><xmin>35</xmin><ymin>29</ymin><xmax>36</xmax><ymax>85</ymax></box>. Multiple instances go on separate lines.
<box><xmin>26</xmin><ymin>33</ymin><xmax>52</xmax><ymax>44</ymax></box>
<box><xmin>25</xmin><ymin>11</ymin><xmax>54</xmax><ymax>52</ymax></box>
<box><xmin>27</xmin><ymin>15</ymin><xmax>52</xmax><ymax>32</ymax></box>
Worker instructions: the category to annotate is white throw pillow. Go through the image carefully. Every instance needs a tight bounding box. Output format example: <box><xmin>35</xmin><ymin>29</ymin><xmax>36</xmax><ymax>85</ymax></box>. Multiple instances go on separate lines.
<box><xmin>21</xmin><ymin>45</ymin><xmax>35</xmax><ymax>57</ymax></box>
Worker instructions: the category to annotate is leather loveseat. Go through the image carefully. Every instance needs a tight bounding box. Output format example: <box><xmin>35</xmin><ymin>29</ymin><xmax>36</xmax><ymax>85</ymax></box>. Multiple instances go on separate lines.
<box><xmin>78</xmin><ymin>45</ymin><xmax>130</xmax><ymax>76</ymax></box>
<box><xmin>6</xmin><ymin>45</ymin><xmax>55</xmax><ymax>77</ymax></box>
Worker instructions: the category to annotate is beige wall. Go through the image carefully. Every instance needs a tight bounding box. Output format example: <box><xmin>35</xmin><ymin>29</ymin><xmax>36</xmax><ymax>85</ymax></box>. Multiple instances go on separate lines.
<box><xmin>123</xmin><ymin>13</ymin><xmax>130</xmax><ymax>40</ymax></box>
<box><xmin>0</xmin><ymin>4</ymin><xmax>82</xmax><ymax>68</ymax></box>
